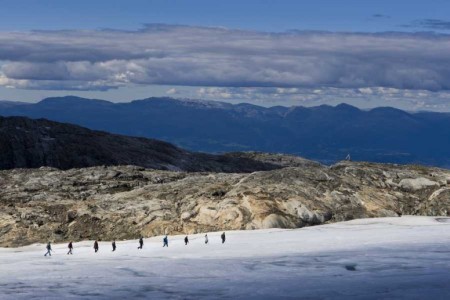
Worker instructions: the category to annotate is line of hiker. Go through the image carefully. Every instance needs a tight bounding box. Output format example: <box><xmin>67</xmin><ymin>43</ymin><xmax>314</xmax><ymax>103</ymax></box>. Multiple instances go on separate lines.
<box><xmin>45</xmin><ymin>232</ymin><xmax>226</xmax><ymax>256</ymax></box>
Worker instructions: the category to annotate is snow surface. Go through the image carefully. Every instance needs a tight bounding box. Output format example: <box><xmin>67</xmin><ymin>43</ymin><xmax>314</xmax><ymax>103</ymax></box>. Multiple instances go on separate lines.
<box><xmin>0</xmin><ymin>216</ymin><xmax>449</xmax><ymax>299</ymax></box>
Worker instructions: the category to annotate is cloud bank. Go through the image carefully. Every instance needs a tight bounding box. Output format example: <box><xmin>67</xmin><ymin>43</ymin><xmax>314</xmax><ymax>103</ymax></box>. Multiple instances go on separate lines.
<box><xmin>1</xmin><ymin>24</ymin><xmax>450</xmax><ymax>92</ymax></box>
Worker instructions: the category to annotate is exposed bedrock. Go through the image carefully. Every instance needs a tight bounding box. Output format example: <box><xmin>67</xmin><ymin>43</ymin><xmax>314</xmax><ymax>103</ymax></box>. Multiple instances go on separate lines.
<box><xmin>0</xmin><ymin>161</ymin><xmax>449</xmax><ymax>246</ymax></box>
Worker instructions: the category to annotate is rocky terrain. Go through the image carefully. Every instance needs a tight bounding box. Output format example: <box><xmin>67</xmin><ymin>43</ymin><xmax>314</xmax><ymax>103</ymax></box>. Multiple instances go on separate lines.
<box><xmin>1</xmin><ymin>160</ymin><xmax>449</xmax><ymax>247</ymax></box>
<box><xmin>0</xmin><ymin>116</ymin><xmax>284</xmax><ymax>172</ymax></box>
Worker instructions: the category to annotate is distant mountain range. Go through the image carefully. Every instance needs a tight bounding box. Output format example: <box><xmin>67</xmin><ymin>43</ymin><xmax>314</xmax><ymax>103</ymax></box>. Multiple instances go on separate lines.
<box><xmin>1</xmin><ymin>96</ymin><xmax>450</xmax><ymax>168</ymax></box>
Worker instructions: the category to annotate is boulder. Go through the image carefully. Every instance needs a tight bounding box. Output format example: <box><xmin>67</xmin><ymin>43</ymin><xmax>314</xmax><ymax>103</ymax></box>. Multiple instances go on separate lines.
<box><xmin>399</xmin><ymin>178</ymin><xmax>439</xmax><ymax>191</ymax></box>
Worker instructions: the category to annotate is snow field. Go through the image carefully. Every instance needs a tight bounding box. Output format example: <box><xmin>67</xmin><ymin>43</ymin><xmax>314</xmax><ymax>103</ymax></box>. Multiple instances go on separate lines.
<box><xmin>0</xmin><ymin>216</ymin><xmax>449</xmax><ymax>299</ymax></box>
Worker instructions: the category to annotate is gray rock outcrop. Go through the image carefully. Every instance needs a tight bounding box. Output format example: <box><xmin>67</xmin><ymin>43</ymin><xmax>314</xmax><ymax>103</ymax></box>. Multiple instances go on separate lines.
<box><xmin>0</xmin><ymin>160</ymin><xmax>449</xmax><ymax>247</ymax></box>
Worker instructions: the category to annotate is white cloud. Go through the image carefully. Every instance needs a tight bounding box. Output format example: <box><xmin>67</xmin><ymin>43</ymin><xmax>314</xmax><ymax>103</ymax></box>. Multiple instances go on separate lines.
<box><xmin>0</xmin><ymin>24</ymin><xmax>449</xmax><ymax>98</ymax></box>
<box><xmin>166</xmin><ymin>88</ymin><xmax>178</xmax><ymax>95</ymax></box>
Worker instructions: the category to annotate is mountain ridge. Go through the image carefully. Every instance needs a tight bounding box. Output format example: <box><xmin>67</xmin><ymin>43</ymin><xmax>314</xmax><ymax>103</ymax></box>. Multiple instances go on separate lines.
<box><xmin>0</xmin><ymin>115</ymin><xmax>304</xmax><ymax>172</ymax></box>
<box><xmin>2</xmin><ymin>95</ymin><xmax>419</xmax><ymax>114</ymax></box>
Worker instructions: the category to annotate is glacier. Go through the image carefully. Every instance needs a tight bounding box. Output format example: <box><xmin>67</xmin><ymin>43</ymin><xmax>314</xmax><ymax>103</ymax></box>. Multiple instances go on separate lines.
<box><xmin>0</xmin><ymin>216</ymin><xmax>449</xmax><ymax>299</ymax></box>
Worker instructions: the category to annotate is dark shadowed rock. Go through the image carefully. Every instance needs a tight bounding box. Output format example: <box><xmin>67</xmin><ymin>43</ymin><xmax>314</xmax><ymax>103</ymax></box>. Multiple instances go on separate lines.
<box><xmin>0</xmin><ymin>116</ymin><xmax>284</xmax><ymax>173</ymax></box>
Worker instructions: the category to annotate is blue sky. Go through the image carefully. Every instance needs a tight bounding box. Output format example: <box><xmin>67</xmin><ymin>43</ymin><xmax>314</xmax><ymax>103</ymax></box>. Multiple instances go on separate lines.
<box><xmin>1</xmin><ymin>0</ymin><xmax>450</xmax><ymax>111</ymax></box>
<box><xmin>0</xmin><ymin>0</ymin><xmax>448</xmax><ymax>32</ymax></box>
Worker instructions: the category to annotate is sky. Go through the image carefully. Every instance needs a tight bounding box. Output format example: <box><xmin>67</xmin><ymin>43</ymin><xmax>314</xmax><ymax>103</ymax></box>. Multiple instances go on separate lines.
<box><xmin>1</xmin><ymin>0</ymin><xmax>450</xmax><ymax>111</ymax></box>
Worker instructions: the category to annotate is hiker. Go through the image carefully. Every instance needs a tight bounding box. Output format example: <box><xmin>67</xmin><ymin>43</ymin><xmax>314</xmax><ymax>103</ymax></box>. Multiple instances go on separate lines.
<box><xmin>94</xmin><ymin>240</ymin><xmax>99</xmax><ymax>253</ymax></box>
<box><xmin>184</xmin><ymin>236</ymin><xmax>189</xmax><ymax>245</ymax></box>
<box><xmin>163</xmin><ymin>235</ymin><xmax>168</xmax><ymax>247</ymax></box>
<box><xmin>112</xmin><ymin>240</ymin><xmax>116</xmax><ymax>252</ymax></box>
<box><xmin>221</xmin><ymin>232</ymin><xmax>226</xmax><ymax>244</ymax></box>
<box><xmin>44</xmin><ymin>242</ymin><xmax>52</xmax><ymax>257</ymax></box>
<box><xmin>204</xmin><ymin>234</ymin><xmax>209</xmax><ymax>244</ymax></box>
<box><xmin>138</xmin><ymin>237</ymin><xmax>144</xmax><ymax>249</ymax></box>
<box><xmin>67</xmin><ymin>241</ymin><xmax>73</xmax><ymax>255</ymax></box>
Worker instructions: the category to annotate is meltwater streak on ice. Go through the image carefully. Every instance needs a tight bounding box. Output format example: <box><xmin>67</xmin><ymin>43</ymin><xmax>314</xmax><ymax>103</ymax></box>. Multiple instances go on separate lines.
<box><xmin>0</xmin><ymin>216</ymin><xmax>449</xmax><ymax>299</ymax></box>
